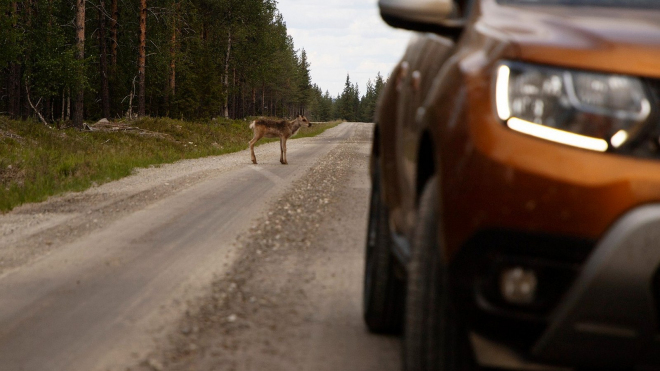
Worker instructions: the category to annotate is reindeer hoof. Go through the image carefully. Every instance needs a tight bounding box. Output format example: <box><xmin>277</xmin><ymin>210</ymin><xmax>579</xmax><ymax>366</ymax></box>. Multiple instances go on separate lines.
<box><xmin>252</xmin><ymin>160</ymin><xmax>257</xmax><ymax>164</ymax></box>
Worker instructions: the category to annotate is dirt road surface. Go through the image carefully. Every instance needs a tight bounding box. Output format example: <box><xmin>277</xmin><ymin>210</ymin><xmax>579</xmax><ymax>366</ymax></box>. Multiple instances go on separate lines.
<box><xmin>0</xmin><ymin>122</ymin><xmax>400</xmax><ymax>371</ymax></box>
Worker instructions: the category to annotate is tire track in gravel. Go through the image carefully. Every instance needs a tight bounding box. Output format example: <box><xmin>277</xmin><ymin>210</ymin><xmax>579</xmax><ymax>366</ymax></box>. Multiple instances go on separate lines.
<box><xmin>135</xmin><ymin>123</ymin><xmax>401</xmax><ymax>371</ymax></box>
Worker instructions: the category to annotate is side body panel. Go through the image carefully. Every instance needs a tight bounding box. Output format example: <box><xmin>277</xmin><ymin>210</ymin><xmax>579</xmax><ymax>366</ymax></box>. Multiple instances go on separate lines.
<box><xmin>396</xmin><ymin>35</ymin><xmax>455</xmax><ymax>239</ymax></box>
<box><xmin>377</xmin><ymin>34</ymin><xmax>455</xmax><ymax>240</ymax></box>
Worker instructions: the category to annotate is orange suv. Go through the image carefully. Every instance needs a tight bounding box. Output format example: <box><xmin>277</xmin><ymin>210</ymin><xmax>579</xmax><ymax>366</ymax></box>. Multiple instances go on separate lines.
<box><xmin>362</xmin><ymin>0</ymin><xmax>660</xmax><ymax>370</ymax></box>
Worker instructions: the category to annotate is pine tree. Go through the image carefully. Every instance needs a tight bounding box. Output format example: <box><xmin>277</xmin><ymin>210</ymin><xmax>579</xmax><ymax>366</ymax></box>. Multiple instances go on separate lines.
<box><xmin>0</xmin><ymin>0</ymin><xmax>334</xmax><ymax>123</ymax></box>
<box><xmin>338</xmin><ymin>74</ymin><xmax>353</xmax><ymax>121</ymax></box>
<box><xmin>137</xmin><ymin>0</ymin><xmax>147</xmax><ymax>117</ymax></box>
<box><xmin>297</xmin><ymin>49</ymin><xmax>312</xmax><ymax>115</ymax></box>
<box><xmin>72</xmin><ymin>0</ymin><xmax>86</xmax><ymax>128</ymax></box>
<box><xmin>98</xmin><ymin>0</ymin><xmax>111</xmax><ymax>119</ymax></box>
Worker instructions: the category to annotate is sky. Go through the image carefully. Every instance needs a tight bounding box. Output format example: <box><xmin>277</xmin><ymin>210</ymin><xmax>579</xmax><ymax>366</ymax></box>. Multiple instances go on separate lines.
<box><xmin>276</xmin><ymin>0</ymin><xmax>412</xmax><ymax>98</ymax></box>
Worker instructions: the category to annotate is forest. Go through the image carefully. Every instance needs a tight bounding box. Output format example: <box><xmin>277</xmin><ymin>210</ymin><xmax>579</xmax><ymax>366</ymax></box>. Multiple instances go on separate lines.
<box><xmin>0</xmin><ymin>0</ymin><xmax>385</xmax><ymax>128</ymax></box>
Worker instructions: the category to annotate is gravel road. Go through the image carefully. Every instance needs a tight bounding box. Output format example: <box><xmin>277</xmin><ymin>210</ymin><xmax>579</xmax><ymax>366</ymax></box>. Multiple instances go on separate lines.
<box><xmin>0</xmin><ymin>122</ymin><xmax>400</xmax><ymax>371</ymax></box>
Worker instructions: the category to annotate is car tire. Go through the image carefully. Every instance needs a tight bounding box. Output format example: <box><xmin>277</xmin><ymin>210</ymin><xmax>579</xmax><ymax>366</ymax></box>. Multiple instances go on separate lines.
<box><xmin>363</xmin><ymin>162</ymin><xmax>405</xmax><ymax>334</ymax></box>
<box><xmin>404</xmin><ymin>176</ymin><xmax>474</xmax><ymax>371</ymax></box>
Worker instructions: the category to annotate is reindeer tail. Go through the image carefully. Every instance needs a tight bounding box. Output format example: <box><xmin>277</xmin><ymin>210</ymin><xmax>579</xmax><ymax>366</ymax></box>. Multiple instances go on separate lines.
<box><xmin>249</xmin><ymin>121</ymin><xmax>255</xmax><ymax>129</ymax></box>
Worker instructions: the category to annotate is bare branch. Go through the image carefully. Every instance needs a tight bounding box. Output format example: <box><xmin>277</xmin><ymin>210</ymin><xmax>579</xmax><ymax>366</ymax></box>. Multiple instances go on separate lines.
<box><xmin>25</xmin><ymin>84</ymin><xmax>53</xmax><ymax>129</ymax></box>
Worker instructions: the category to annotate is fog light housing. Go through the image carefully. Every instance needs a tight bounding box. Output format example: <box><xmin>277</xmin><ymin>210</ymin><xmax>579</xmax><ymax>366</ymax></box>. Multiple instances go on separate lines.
<box><xmin>500</xmin><ymin>266</ymin><xmax>538</xmax><ymax>305</ymax></box>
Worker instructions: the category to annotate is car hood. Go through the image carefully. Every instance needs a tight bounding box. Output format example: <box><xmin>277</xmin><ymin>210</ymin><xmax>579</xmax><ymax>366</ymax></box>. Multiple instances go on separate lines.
<box><xmin>478</xmin><ymin>0</ymin><xmax>660</xmax><ymax>78</ymax></box>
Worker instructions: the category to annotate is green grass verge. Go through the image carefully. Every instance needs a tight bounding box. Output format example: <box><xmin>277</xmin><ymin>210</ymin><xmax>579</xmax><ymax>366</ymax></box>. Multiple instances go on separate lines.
<box><xmin>0</xmin><ymin>117</ymin><xmax>342</xmax><ymax>212</ymax></box>
<box><xmin>297</xmin><ymin>120</ymin><xmax>343</xmax><ymax>139</ymax></box>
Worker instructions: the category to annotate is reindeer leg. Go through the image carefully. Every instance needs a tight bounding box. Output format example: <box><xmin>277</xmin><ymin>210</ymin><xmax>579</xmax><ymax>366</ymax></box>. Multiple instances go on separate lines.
<box><xmin>279</xmin><ymin>137</ymin><xmax>285</xmax><ymax>164</ymax></box>
<box><xmin>282</xmin><ymin>137</ymin><xmax>288</xmax><ymax>165</ymax></box>
<box><xmin>249</xmin><ymin>133</ymin><xmax>262</xmax><ymax>164</ymax></box>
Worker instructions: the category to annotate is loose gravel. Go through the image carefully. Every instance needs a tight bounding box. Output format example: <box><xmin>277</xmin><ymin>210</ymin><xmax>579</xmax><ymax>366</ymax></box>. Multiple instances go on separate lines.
<box><xmin>0</xmin><ymin>123</ymin><xmax>400</xmax><ymax>371</ymax></box>
<box><xmin>132</xmin><ymin>123</ymin><xmax>399</xmax><ymax>371</ymax></box>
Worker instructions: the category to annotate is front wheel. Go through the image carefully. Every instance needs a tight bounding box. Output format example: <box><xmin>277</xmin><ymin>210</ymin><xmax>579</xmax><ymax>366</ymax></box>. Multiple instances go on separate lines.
<box><xmin>404</xmin><ymin>176</ymin><xmax>474</xmax><ymax>371</ymax></box>
<box><xmin>363</xmin><ymin>163</ymin><xmax>405</xmax><ymax>334</ymax></box>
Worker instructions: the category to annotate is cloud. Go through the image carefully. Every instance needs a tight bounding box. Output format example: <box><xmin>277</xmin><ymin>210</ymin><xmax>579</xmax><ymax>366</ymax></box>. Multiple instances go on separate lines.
<box><xmin>277</xmin><ymin>0</ymin><xmax>410</xmax><ymax>96</ymax></box>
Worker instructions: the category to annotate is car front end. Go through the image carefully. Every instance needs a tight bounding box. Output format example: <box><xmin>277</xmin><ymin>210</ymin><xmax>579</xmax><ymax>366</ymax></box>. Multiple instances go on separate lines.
<box><xmin>435</xmin><ymin>0</ymin><xmax>660</xmax><ymax>368</ymax></box>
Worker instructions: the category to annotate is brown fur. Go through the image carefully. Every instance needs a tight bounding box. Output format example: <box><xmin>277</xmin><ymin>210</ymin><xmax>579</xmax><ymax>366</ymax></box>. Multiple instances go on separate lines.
<box><xmin>249</xmin><ymin>115</ymin><xmax>311</xmax><ymax>164</ymax></box>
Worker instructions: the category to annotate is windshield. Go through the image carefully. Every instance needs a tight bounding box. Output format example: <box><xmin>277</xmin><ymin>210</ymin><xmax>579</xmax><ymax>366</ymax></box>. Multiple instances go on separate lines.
<box><xmin>499</xmin><ymin>0</ymin><xmax>660</xmax><ymax>8</ymax></box>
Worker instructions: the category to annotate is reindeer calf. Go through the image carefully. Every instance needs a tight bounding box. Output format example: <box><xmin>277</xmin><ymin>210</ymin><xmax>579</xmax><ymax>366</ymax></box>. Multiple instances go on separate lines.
<box><xmin>249</xmin><ymin>115</ymin><xmax>311</xmax><ymax>165</ymax></box>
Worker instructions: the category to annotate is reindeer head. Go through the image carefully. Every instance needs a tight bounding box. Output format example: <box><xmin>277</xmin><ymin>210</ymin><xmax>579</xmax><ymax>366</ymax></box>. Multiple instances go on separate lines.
<box><xmin>297</xmin><ymin>115</ymin><xmax>312</xmax><ymax>128</ymax></box>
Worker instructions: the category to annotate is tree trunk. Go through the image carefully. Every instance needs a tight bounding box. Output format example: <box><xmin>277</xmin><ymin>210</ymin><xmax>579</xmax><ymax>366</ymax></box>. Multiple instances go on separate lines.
<box><xmin>110</xmin><ymin>0</ymin><xmax>118</xmax><ymax>66</ymax></box>
<box><xmin>240</xmin><ymin>82</ymin><xmax>244</xmax><ymax>118</ymax></box>
<box><xmin>8</xmin><ymin>63</ymin><xmax>21</xmax><ymax>119</ymax></box>
<box><xmin>61</xmin><ymin>88</ymin><xmax>65</xmax><ymax>122</ymax></box>
<box><xmin>233</xmin><ymin>68</ymin><xmax>238</xmax><ymax>119</ymax></box>
<box><xmin>66</xmin><ymin>87</ymin><xmax>71</xmax><ymax>121</ymax></box>
<box><xmin>7</xmin><ymin>2</ymin><xmax>20</xmax><ymax>119</ymax></box>
<box><xmin>168</xmin><ymin>1</ymin><xmax>178</xmax><ymax>104</ymax></box>
<box><xmin>73</xmin><ymin>0</ymin><xmax>86</xmax><ymax>128</ymax></box>
<box><xmin>138</xmin><ymin>0</ymin><xmax>147</xmax><ymax>117</ymax></box>
<box><xmin>21</xmin><ymin>0</ymin><xmax>35</xmax><ymax>120</ymax></box>
<box><xmin>252</xmin><ymin>87</ymin><xmax>256</xmax><ymax>116</ymax></box>
<box><xmin>222</xmin><ymin>27</ymin><xmax>231</xmax><ymax>119</ymax></box>
<box><xmin>46</xmin><ymin>97</ymin><xmax>52</xmax><ymax>122</ymax></box>
<box><xmin>98</xmin><ymin>0</ymin><xmax>111</xmax><ymax>119</ymax></box>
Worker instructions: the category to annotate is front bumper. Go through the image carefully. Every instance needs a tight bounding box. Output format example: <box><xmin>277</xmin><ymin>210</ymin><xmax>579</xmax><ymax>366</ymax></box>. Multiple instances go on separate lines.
<box><xmin>472</xmin><ymin>204</ymin><xmax>660</xmax><ymax>369</ymax></box>
<box><xmin>532</xmin><ymin>204</ymin><xmax>660</xmax><ymax>368</ymax></box>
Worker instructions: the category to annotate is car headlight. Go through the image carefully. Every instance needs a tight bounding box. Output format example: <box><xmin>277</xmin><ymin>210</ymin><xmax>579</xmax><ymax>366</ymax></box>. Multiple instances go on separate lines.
<box><xmin>495</xmin><ymin>61</ymin><xmax>652</xmax><ymax>152</ymax></box>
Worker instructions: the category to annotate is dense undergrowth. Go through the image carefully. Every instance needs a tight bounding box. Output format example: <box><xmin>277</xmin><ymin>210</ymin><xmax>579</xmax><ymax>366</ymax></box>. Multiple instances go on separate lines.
<box><xmin>0</xmin><ymin>117</ymin><xmax>341</xmax><ymax>212</ymax></box>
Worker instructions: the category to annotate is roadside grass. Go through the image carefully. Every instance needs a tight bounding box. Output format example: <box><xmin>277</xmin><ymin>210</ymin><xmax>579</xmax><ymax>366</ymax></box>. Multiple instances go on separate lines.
<box><xmin>297</xmin><ymin>120</ymin><xmax>342</xmax><ymax>139</ymax></box>
<box><xmin>0</xmin><ymin>117</ymin><xmax>342</xmax><ymax>212</ymax></box>
<box><xmin>243</xmin><ymin>118</ymin><xmax>342</xmax><ymax>142</ymax></box>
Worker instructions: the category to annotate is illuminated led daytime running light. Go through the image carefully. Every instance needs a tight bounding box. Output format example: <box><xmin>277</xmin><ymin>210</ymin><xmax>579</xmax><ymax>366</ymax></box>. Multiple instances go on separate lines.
<box><xmin>496</xmin><ymin>65</ymin><xmax>511</xmax><ymax>121</ymax></box>
<box><xmin>507</xmin><ymin>117</ymin><xmax>609</xmax><ymax>152</ymax></box>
